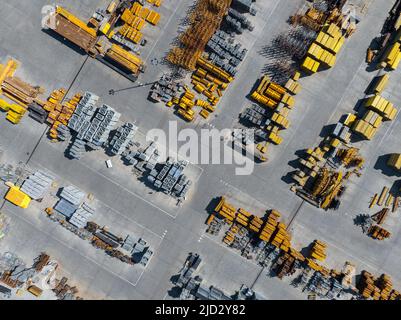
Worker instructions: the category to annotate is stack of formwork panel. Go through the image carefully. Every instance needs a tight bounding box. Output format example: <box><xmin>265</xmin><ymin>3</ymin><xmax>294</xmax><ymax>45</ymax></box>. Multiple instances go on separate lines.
<box><xmin>20</xmin><ymin>170</ymin><xmax>55</xmax><ymax>200</ymax></box>
<box><xmin>310</xmin><ymin>240</ymin><xmax>327</xmax><ymax>262</ymax></box>
<box><xmin>167</xmin><ymin>0</ymin><xmax>232</xmax><ymax>70</ymax></box>
<box><xmin>147</xmin><ymin>0</ymin><xmax>162</xmax><ymax>7</ymax></box>
<box><xmin>108</xmin><ymin>123</ymin><xmax>138</xmax><ymax>155</ymax></box>
<box><xmin>251</xmin><ymin>75</ymin><xmax>294</xmax><ymax>110</ymax></box>
<box><xmin>69</xmin><ymin>203</ymin><xmax>94</xmax><ymax>229</ymax></box>
<box><xmin>60</xmin><ymin>185</ymin><xmax>85</xmax><ymax>206</ymax></box>
<box><xmin>118</xmin><ymin>23</ymin><xmax>143</xmax><ymax>44</ymax></box>
<box><xmin>302</xmin><ymin>23</ymin><xmax>345</xmax><ymax>73</ymax></box>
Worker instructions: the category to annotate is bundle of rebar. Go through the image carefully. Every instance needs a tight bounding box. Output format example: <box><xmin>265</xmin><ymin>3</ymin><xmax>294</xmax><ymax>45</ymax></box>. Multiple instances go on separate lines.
<box><xmin>167</xmin><ymin>0</ymin><xmax>232</xmax><ymax>70</ymax></box>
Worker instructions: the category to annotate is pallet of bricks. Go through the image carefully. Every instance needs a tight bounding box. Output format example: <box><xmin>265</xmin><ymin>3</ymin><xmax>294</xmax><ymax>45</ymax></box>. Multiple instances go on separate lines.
<box><xmin>167</xmin><ymin>0</ymin><xmax>232</xmax><ymax>70</ymax></box>
<box><xmin>357</xmin><ymin>271</ymin><xmax>401</xmax><ymax>300</ymax></box>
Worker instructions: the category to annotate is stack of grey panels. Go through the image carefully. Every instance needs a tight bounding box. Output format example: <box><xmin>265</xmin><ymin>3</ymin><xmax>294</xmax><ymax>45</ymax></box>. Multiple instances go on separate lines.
<box><xmin>54</xmin><ymin>199</ymin><xmax>78</xmax><ymax>219</ymax></box>
<box><xmin>60</xmin><ymin>185</ymin><xmax>85</xmax><ymax>206</ymax></box>
<box><xmin>69</xmin><ymin>202</ymin><xmax>95</xmax><ymax>229</ymax></box>
<box><xmin>20</xmin><ymin>170</ymin><xmax>55</xmax><ymax>200</ymax></box>
<box><xmin>68</xmin><ymin>139</ymin><xmax>86</xmax><ymax>159</ymax></box>
<box><xmin>122</xmin><ymin>234</ymin><xmax>138</xmax><ymax>252</ymax></box>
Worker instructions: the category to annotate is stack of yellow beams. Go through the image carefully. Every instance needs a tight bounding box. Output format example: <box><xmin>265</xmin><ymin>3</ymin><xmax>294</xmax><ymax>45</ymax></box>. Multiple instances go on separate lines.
<box><xmin>106</xmin><ymin>44</ymin><xmax>143</xmax><ymax>75</ymax></box>
<box><xmin>119</xmin><ymin>24</ymin><xmax>143</xmax><ymax>43</ymax></box>
<box><xmin>365</xmin><ymin>95</ymin><xmax>397</xmax><ymax>121</ymax></box>
<box><xmin>310</xmin><ymin>240</ymin><xmax>327</xmax><ymax>261</ymax></box>
<box><xmin>251</xmin><ymin>76</ymin><xmax>294</xmax><ymax>109</ymax></box>
<box><xmin>121</xmin><ymin>9</ymin><xmax>146</xmax><ymax>30</ymax></box>
<box><xmin>175</xmin><ymin>89</ymin><xmax>196</xmax><ymax>122</ymax></box>
<box><xmin>214</xmin><ymin>197</ymin><xmax>236</xmax><ymax>223</ymax></box>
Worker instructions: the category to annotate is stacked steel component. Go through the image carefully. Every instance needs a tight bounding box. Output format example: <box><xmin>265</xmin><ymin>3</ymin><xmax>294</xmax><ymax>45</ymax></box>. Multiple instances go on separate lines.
<box><xmin>20</xmin><ymin>170</ymin><xmax>55</xmax><ymax>200</ymax></box>
<box><xmin>301</xmin><ymin>23</ymin><xmax>345</xmax><ymax>73</ymax></box>
<box><xmin>167</xmin><ymin>0</ymin><xmax>232</xmax><ymax>70</ymax></box>
<box><xmin>108</xmin><ymin>122</ymin><xmax>138</xmax><ymax>155</ymax></box>
<box><xmin>357</xmin><ymin>272</ymin><xmax>401</xmax><ymax>300</ymax></box>
<box><xmin>147</xmin><ymin>158</ymin><xmax>192</xmax><ymax>200</ymax></box>
<box><xmin>206</xmin><ymin>30</ymin><xmax>248</xmax><ymax>76</ymax></box>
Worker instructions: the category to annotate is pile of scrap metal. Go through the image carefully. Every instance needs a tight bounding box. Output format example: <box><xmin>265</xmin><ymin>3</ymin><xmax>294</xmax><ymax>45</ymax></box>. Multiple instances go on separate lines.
<box><xmin>167</xmin><ymin>0</ymin><xmax>233</xmax><ymax>70</ymax></box>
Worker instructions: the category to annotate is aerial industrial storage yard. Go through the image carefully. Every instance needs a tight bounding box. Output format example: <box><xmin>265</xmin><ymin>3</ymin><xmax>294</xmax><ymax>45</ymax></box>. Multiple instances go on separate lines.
<box><xmin>0</xmin><ymin>0</ymin><xmax>400</xmax><ymax>303</ymax></box>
